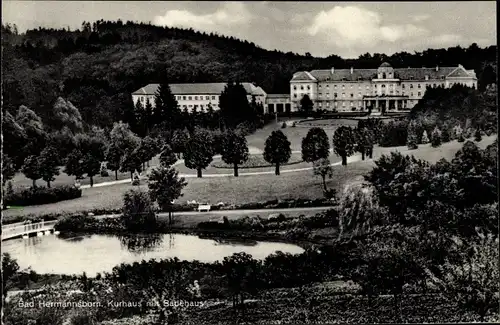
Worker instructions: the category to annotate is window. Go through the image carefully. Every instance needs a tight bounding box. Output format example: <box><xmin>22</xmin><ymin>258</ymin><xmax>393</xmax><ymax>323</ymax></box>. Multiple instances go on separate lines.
<box><xmin>194</xmin><ymin>96</ymin><xmax>198</xmax><ymax>100</ymax></box>
<box><xmin>410</xmin><ymin>92</ymin><xmax>414</xmax><ymax>97</ymax></box>
<box><xmin>440</xmin><ymin>76</ymin><xmax>445</xmax><ymax>80</ymax></box>
<box><xmin>381</xmin><ymin>84</ymin><xmax>386</xmax><ymax>88</ymax></box>
<box><xmin>350</xmin><ymin>85</ymin><xmax>353</xmax><ymax>89</ymax></box>
<box><xmin>335</xmin><ymin>102</ymin><xmax>338</xmax><ymax>107</ymax></box>
<box><xmin>188</xmin><ymin>96</ymin><xmax>192</xmax><ymax>100</ymax></box>
<box><xmin>200</xmin><ymin>105</ymin><xmax>204</xmax><ymax>109</ymax></box>
<box><xmin>402</xmin><ymin>84</ymin><xmax>405</xmax><ymax>89</ymax></box>
<box><xmin>342</xmin><ymin>102</ymin><xmax>346</xmax><ymax>107</ymax></box>
<box><xmin>212</xmin><ymin>96</ymin><xmax>216</xmax><ymax>100</ymax></box>
<box><xmin>140</xmin><ymin>97</ymin><xmax>144</xmax><ymax>102</ymax></box>
<box><xmin>293</xmin><ymin>94</ymin><xmax>297</xmax><ymax>98</ymax></box>
<box><xmin>307</xmin><ymin>85</ymin><xmax>310</xmax><ymax>90</ymax></box>
<box><xmin>342</xmin><ymin>85</ymin><xmax>345</xmax><ymax>89</ymax></box>
<box><xmin>326</xmin><ymin>102</ymin><xmax>330</xmax><ymax>107</ymax></box>
<box><xmin>425</xmin><ymin>75</ymin><xmax>429</xmax><ymax>80</ymax></box>
<box><xmin>327</xmin><ymin>85</ymin><xmax>330</xmax><ymax>88</ymax></box>
<box><xmin>334</xmin><ymin>93</ymin><xmax>338</xmax><ymax>98</ymax></box>
<box><xmin>342</xmin><ymin>92</ymin><xmax>345</xmax><ymax>98</ymax></box>
<box><xmin>333</xmin><ymin>84</ymin><xmax>336</xmax><ymax>88</ymax></box>
<box><xmin>382</xmin><ymin>72</ymin><xmax>386</xmax><ymax>79</ymax></box>
<box><xmin>326</xmin><ymin>93</ymin><xmax>330</xmax><ymax>98</ymax></box>
<box><xmin>319</xmin><ymin>85</ymin><xmax>322</xmax><ymax>89</ymax></box>
<box><xmin>350</xmin><ymin>102</ymin><xmax>354</xmax><ymax>106</ymax></box>
<box><xmin>300</xmin><ymin>86</ymin><xmax>304</xmax><ymax>90</ymax></box>
<box><xmin>319</xmin><ymin>102</ymin><xmax>322</xmax><ymax>108</ymax></box>
<box><xmin>350</xmin><ymin>93</ymin><xmax>354</xmax><ymax>98</ymax></box>
<box><xmin>418</xmin><ymin>92</ymin><xmax>421</xmax><ymax>97</ymax></box>
<box><xmin>417</xmin><ymin>84</ymin><xmax>421</xmax><ymax>89</ymax></box>
<box><xmin>206</xmin><ymin>96</ymin><xmax>210</xmax><ymax>100</ymax></box>
<box><xmin>188</xmin><ymin>104</ymin><xmax>193</xmax><ymax>107</ymax></box>
<box><xmin>410</xmin><ymin>84</ymin><xmax>414</xmax><ymax>89</ymax></box>
<box><xmin>293</xmin><ymin>86</ymin><xmax>297</xmax><ymax>90</ymax></box>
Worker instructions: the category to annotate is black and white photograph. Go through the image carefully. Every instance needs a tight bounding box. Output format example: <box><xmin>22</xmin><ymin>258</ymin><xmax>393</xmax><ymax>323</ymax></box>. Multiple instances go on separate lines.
<box><xmin>1</xmin><ymin>1</ymin><xmax>498</xmax><ymax>324</ymax></box>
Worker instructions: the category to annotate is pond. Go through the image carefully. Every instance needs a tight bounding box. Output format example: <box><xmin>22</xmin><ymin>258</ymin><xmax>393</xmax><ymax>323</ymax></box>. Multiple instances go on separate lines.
<box><xmin>2</xmin><ymin>233</ymin><xmax>305</xmax><ymax>276</ymax></box>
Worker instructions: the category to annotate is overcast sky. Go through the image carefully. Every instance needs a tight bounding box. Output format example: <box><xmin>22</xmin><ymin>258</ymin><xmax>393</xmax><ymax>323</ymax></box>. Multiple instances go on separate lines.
<box><xmin>2</xmin><ymin>1</ymin><xmax>496</xmax><ymax>58</ymax></box>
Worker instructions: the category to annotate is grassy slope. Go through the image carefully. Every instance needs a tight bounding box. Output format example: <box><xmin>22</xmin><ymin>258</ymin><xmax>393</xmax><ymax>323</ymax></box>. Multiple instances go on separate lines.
<box><xmin>3</xmin><ymin>136</ymin><xmax>495</xmax><ymax>220</ymax></box>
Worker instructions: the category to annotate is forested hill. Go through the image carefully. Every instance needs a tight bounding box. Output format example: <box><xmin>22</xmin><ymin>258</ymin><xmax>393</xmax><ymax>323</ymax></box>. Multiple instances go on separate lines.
<box><xmin>1</xmin><ymin>20</ymin><xmax>497</xmax><ymax>129</ymax></box>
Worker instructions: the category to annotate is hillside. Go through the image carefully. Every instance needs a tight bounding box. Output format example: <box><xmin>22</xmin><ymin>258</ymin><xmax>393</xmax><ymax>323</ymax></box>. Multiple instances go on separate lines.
<box><xmin>1</xmin><ymin>21</ymin><xmax>497</xmax><ymax>130</ymax></box>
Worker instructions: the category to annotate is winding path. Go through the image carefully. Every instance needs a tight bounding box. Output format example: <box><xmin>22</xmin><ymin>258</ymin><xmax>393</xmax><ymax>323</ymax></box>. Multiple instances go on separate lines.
<box><xmin>81</xmin><ymin>150</ymin><xmax>356</xmax><ymax>188</ymax></box>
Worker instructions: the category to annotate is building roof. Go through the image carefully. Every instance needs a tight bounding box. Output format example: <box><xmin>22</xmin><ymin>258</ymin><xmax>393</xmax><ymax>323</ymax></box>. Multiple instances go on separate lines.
<box><xmin>380</xmin><ymin>62</ymin><xmax>392</xmax><ymax>68</ymax></box>
<box><xmin>132</xmin><ymin>82</ymin><xmax>266</xmax><ymax>96</ymax></box>
<box><xmin>293</xmin><ymin>65</ymin><xmax>476</xmax><ymax>82</ymax></box>
<box><xmin>266</xmin><ymin>94</ymin><xmax>290</xmax><ymax>99</ymax></box>
<box><xmin>291</xmin><ymin>71</ymin><xmax>317</xmax><ymax>81</ymax></box>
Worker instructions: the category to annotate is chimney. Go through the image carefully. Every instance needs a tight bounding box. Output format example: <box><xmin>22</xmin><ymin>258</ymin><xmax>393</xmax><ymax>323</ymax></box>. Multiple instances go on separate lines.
<box><xmin>350</xmin><ymin>67</ymin><xmax>354</xmax><ymax>74</ymax></box>
<box><xmin>331</xmin><ymin>67</ymin><xmax>335</xmax><ymax>74</ymax></box>
<box><xmin>436</xmin><ymin>66</ymin><xmax>439</xmax><ymax>72</ymax></box>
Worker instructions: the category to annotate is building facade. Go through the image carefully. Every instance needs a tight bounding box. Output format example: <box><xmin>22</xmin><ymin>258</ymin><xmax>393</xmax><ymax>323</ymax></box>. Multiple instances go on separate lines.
<box><xmin>266</xmin><ymin>94</ymin><xmax>292</xmax><ymax>114</ymax></box>
<box><xmin>290</xmin><ymin>62</ymin><xmax>478</xmax><ymax>113</ymax></box>
<box><xmin>132</xmin><ymin>82</ymin><xmax>267</xmax><ymax>113</ymax></box>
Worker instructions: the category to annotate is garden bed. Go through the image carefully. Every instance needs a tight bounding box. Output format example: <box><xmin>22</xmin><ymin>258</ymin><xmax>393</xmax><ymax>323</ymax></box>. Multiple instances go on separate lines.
<box><xmin>211</xmin><ymin>154</ymin><xmax>303</xmax><ymax>169</ymax></box>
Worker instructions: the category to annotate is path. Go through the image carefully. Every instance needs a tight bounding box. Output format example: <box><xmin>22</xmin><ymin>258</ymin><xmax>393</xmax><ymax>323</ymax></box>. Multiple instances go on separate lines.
<box><xmin>81</xmin><ymin>150</ymin><xmax>356</xmax><ymax>187</ymax></box>
<box><xmin>94</xmin><ymin>206</ymin><xmax>334</xmax><ymax>221</ymax></box>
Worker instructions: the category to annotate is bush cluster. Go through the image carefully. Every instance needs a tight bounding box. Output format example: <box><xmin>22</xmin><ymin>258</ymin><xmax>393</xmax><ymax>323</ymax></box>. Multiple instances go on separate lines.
<box><xmin>4</xmin><ymin>185</ymin><xmax>82</xmax><ymax>206</ymax></box>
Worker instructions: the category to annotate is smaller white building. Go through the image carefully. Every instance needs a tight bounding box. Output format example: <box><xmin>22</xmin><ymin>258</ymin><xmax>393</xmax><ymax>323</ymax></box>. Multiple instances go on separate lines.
<box><xmin>266</xmin><ymin>94</ymin><xmax>292</xmax><ymax>114</ymax></box>
<box><xmin>132</xmin><ymin>82</ymin><xmax>266</xmax><ymax>113</ymax></box>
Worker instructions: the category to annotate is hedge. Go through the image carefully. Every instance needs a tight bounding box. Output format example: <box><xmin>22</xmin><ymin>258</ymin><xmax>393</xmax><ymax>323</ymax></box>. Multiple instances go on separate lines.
<box><xmin>4</xmin><ymin>185</ymin><xmax>82</xmax><ymax>206</ymax></box>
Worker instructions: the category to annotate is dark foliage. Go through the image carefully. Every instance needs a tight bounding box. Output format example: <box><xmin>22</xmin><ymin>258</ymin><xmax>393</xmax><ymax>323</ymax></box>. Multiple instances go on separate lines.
<box><xmin>4</xmin><ymin>185</ymin><xmax>82</xmax><ymax>206</ymax></box>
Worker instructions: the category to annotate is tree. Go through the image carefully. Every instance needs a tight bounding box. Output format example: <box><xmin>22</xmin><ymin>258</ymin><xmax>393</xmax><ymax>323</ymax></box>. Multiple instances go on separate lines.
<box><xmin>110</xmin><ymin>121</ymin><xmax>140</xmax><ymax>153</ymax></box>
<box><xmin>154</xmin><ymin>82</ymin><xmax>180</xmax><ymax>130</ymax></box>
<box><xmin>301</xmin><ymin>127</ymin><xmax>330</xmax><ymax>163</ymax></box>
<box><xmin>52</xmin><ymin>97</ymin><xmax>84</xmax><ymax>133</ymax></box>
<box><xmin>441</xmin><ymin>125</ymin><xmax>451</xmax><ymax>143</ymax></box>
<box><xmin>63</xmin><ymin>149</ymin><xmax>85</xmax><ymax>181</ymax></box>
<box><xmin>220</xmin><ymin>130</ymin><xmax>249</xmax><ymax>176</ymax></box>
<box><xmin>3</xmin><ymin>111</ymin><xmax>26</xmax><ymax>168</ymax></box>
<box><xmin>122</xmin><ymin>189</ymin><xmax>156</xmax><ymax>231</ymax></box>
<box><xmin>406</xmin><ymin>122</ymin><xmax>419</xmax><ymax>150</ymax></box>
<box><xmin>299</xmin><ymin>94</ymin><xmax>314</xmax><ymax>117</ymax></box>
<box><xmin>171</xmin><ymin>128</ymin><xmax>190</xmax><ymax>158</ymax></box>
<box><xmin>333</xmin><ymin>126</ymin><xmax>356</xmax><ymax>166</ymax></box>
<box><xmin>313</xmin><ymin>158</ymin><xmax>333</xmax><ymax>193</ymax></box>
<box><xmin>106</xmin><ymin>142</ymin><xmax>123</xmax><ymax>180</ymax></box>
<box><xmin>75</xmin><ymin>133</ymin><xmax>106</xmax><ymax>161</ymax></box>
<box><xmin>15</xmin><ymin>105</ymin><xmax>46</xmax><ymax>165</ymax></box>
<box><xmin>2</xmin><ymin>253</ymin><xmax>20</xmax><ymax>302</ymax></box>
<box><xmin>431</xmin><ymin>234</ymin><xmax>499</xmax><ymax>321</ymax></box>
<box><xmin>141</xmin><ymin>135</ymin><xmax>160</xmax><ymax>167</ymax></box>
<box><xmin>21</xmin><ymin>155</ymin><xmax>42</xmax><ymax>187</ymax></box>
<box><xmin>148</xmin><ymin>167</ymin><xmax>187</xmax><ymax>224</ymax></box>
<box><xmin>219</xmin><ymin>82</ymin><xmax>253</xmax><ymax>129</ymax></box>
<box><xmin>159</xmin><ymin>144</ymin><xmax>177</xmax><ymax>168</ymax></box>
<box><xmin>120</xmin><ymin>149</ymin><xmax>143</xmax><ymax>181</ymax></box>
<box><xmin>38</xmin><ymin>146</ymin><xmax>60</xmax><ymax>188</ymax></box>
<box><xmin>2</xmin><ymin>154</ymin><xmax>16</xmax><ymax>187</ymax></box>
<box><xmin>478</xmin><ymin>64</ymin><xmax>496</xmax><ymax>91</ymax></box>
<box><xmin>421</xmin><ymin>130</ymin><xmax>429</xmax><ymax>144</ymax></box>
<box><xmin>184</xmin><ymin>128</ymin><xmax>215</xmax><ymax>178</ymax></box>
<box><xmin>81</xmin><ymin>152</ymin><xmax>101</xmax><ymax>187</ymax></box>
<box><xmin>222</xmin><ymin>252</ymin><xmax>261</xmax><ymax>312</ymax></box>
<box><xmin>474</xmin><ymin>128</ymin><xmax>482</xmax><ymax>142</ymax></box>
<box><xmin>431</xmin><ymin>126</ymin><xmax>442</xmax><ymax>147</ymax></box>
<box><xmin>263</xmin><ymin>130</ymin><xmax>292</xmax><ymax>175</ymax></box>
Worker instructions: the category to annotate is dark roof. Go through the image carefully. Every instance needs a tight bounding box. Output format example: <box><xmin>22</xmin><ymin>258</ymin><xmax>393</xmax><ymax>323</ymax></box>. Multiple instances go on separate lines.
<box><xmin>294</xmin><ymin>65</ymin><xmax>476</xmax><ymax>82</ymax></box>
<box><xmin>380</xmin><ymin>62</ymin><xmax>392</xmax><ymax>68</ymax></box>
<box><xmin>132</xmin><ymin>82</ymin><xmax>265</xmax><ymax>95</ymax></box>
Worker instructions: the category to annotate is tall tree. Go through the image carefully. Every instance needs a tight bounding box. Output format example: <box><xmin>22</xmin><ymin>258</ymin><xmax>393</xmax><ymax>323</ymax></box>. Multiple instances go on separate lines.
<box><xmin>38</xmin><ymin>146</ymin><xmax>61</xmax><ymax>188</ymax></box>
<box><xmin>81</xmin><ymin>152</ymin><xmax>101</xmax><ymax>187</ymax></box>
<box><xmin>110</xmin><ymin>121</ymin><xmax>140</xmax><ymax>153</ymax></box>
<box><xmin>122</xmin><ymin>189</ymin><xmax>156</xmax><ymax>231</ymax></box>
<box><xmin>105</xmin><ymin>142</ymin><xmax>123</xmax><ymax>180</ymax></box>
<box><xmin>148</xmin><ymin>166</ymin><xmax>187</xmax><ymax>224</ymax></box>
<box><xmin>407</xmin><ymin>122</ymin><xmax>419</xmax><ymax>150</ymax></box>
<box><xmin>154</xmin><ymin>83</ymin><xmax>180</xmax><ymax>130</ymax></box>
<box><xmin>333</xmin><ymin>126</ymin><xmax>356</xmax><ymax>166</ymax></box>
<box><xmin>301</xmin><ymin>127</ymin><xmax>330</xmax><ymax>163</ymax></box>
<box><xmin>63</xmin><ymin>149</ymin><xmax>85</xmax><ymax>181</ymax></box>
<box><xmin>171</xmin><ymin>128</ymin><xmax>190</xmax><ymax>158</ymax></box>
<box><xmin>220</xmin><ymin>130</ymin><xmax>250</xmax><ymax>177</ymax></box>
<box><xmin>300</xmin><ymin>94</ymin><xmax>314</xmax><ymax>117</ymax></box>
<box><xmin>159</xmin><ymin>144</ymin><xmax>177</xmax><ymax>168</ymax></box>
<box><xmin>184</xmin><ymin>128</ymin><xmax>215</xmax><ymax>178</ymax></box>
<box><xmin>2</xmin><ymin>154</ymin><xmax>16</xmax><ymax>187</ymax></box>
<box><xmin>313</xmin><ymin>157</ymin><xmax>333</xmax><ymax>193</ymax></box>
<box><xmin>263</xmin><ymin>130</ymin><xmax>292</xmax><ymax>175</ymax></box>
<box><xmin>52</xmin><ymin>97</ymin><xmax>84</xmax><ymax>134</ymax></box>
<box><xmin>120</xmin><ymin>149</ymin><xmax>143</xmax><ymax>181</ymax></box>
<box><xmin>219</xmin><ymin>82</ymin><xmax>253</xmax><ymax>129</ymax></box>
<box><xmin>21</xmin><ymin>155</ymin><xmax>42</xmax><ymax>187</ymax></box>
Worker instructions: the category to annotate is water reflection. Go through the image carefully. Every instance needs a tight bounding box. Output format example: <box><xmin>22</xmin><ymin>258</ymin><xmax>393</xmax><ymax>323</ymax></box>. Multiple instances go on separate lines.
<box><xmin>118</xmin><ymin>233</ymin><xmax>164</xmax><ymax>253</ymax></box>
<box><xmin>2</xmin><ymin>233</ymin><xmax>305</xmax><ymax>276</ymax></box>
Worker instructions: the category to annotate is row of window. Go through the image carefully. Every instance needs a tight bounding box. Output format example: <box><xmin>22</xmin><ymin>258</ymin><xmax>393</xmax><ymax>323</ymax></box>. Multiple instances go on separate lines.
<box><xmin>181</xmin><ymin>104</ymin><xmax>217</xmax><ymax>110</ymax></box>
<box><xmin>292</xmin><ymin>81</ymin><xmax>450</xmax><ymax>92</ymax></box>
<box><xmin>176</xmin><ymin>95</ymin><xmax>218</xmax><ymax>101</ymax></box>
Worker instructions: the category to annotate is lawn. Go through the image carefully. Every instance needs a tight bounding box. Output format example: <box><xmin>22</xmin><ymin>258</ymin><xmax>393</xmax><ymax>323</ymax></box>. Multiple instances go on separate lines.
<box><xmin>9</xmin><ymin>155</ymin><xmax>161</xmax><ymax>189</ymax></box>
<box><xmin>211</xmin><ymin>152</ymin><xmax>303</xmax><ymax>169</ymax></box>
<box><xmin>3</xmin><ymin>135</ymin><xmax>495</xmax><ymax>220</ymax></box>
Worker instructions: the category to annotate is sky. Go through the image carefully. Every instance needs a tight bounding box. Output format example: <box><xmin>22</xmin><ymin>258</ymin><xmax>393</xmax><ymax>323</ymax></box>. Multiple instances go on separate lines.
<box><xmin>2</xmin><ymin>1</ymin><xmax>497</xmax><ymax>58</ymax></box>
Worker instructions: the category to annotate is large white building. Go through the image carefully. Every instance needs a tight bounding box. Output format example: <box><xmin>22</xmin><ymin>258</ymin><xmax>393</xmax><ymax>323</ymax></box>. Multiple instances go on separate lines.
<box><xmin>290</xmin><ymin>62</ymin><xmax>478</xmax><ymax>113</ymax></box>
<box><xmin>132</xmin><ymin>82</ymin><xmax>267</xmax><ymax>113</ymax></box>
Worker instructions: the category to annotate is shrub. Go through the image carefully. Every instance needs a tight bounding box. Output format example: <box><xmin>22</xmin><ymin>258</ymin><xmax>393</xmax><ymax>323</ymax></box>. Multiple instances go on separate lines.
<box><xmin>122</xmin><ymin>189</ymin><xmax>156</xmax><ymax>231</ymax></box>
<box><xmin>4</xmin><ymin>185</ymin><xmax>82</xmax><ymax>206</ymax></box>
<box><xmin>441</xmin><ymin>126</ymin><xmax>451</xmax><ymax>143</ymax></box>
<box><xmin>431</xmin><ymin>127</ymin><xmax>442</xmax><ymax>147</ymax></box>
<box><xmin>281</xmin><ymin>122</ymin><xmax>287</xmax><ymax>129</ymax></box>
<box><xmin>421</xmin><ymin>130</ymin><xmax>430</xmax><ymax>144</ymax></box>
<box><xmin>100</xmin><ymin>165</ymin><xmax>109</xmax><ymax>177</ymax></box>
<box><xmin>379</xmin><ymin>120</ymin><xmax>408</xmax><ymax>147</ymax></box>
<box><xmin>292</xmin><ymin>122</ymin><xmax>296</xmax><ymax>127</ymax></box>
<box><xmin>474</xmin><ymin>129</ymin><xmax>483</xmax><ymax>142</ymax></box>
